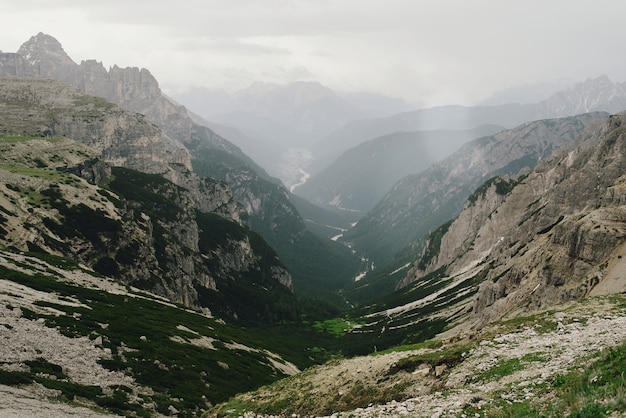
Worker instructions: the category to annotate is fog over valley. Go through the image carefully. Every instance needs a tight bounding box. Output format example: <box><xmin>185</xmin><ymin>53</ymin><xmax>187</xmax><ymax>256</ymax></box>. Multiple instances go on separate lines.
<box><xmin>1</xmin><ymin>2</ymin><xmax>626</xmax><ymax>417</ymax></box>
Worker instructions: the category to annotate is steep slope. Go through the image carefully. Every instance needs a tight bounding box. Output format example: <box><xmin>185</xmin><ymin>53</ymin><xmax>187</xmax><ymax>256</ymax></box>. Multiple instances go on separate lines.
<box><xmin>0</xmin><ymin>78</ymin><xmax>298</xmax><ymax>324</ymax></box>
<box><xmin>1</xmin><ymin>33</ymin><xmax>362</xmax><ymax>297</ymax></box>
<box><xmin>342</xmin><ymin>112</ymin><xmax>608</xmax><ymax>275</ymax></box>
<box><xmin>184</xmin><ymin>124</ymin><xmax>361</xmax><ymax>297</ymax></box>
<box><xmin>0</xmin><ymin>250</ymin><xmax>302</xmax><ymax>417</ymax></box>
<box><xmin>295</xmin><ymin>125</ymin><xmax>503</xmax><ymax>213</ymax></box>
<box><xmin>210</xmin><ymin>294</ymin><xmax>626</xmax><ymax>418</ymax></box>
<box><xmin>402</xmin><ymin>112</ymin><xmax>626</xmax><ymax>327</ymax></box>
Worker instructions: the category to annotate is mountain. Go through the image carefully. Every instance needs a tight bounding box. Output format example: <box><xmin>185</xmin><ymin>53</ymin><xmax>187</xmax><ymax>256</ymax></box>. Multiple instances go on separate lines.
<box><xmin>333</xmin><ymin>111</ymin><xmax>626</xmax><ymax>359</ymax></box>
<box><xmin>480</xmin><ymin>79</ymin><xmax>574</xmax><ymax>105</ymax></box>
<box><xmin>0</xmin><ymin>76</ymin><xmax>296</xmax><ymax>320</ymax></box>
<box><xmin>295</xmin><ymin>125</ymin><xmax>503</xmax><ymax>213</ymax></box>
<box><xmin>341</xmin><ymin>112</ymin><xmax>609</xmax><ymax>287</ymax></box>
<box><xmin>401</xmin><ymin>112</ymin><xmax>626</xmax><ymax>325</ymax></box>
<box><xmin>537</xmin><ymin>75</ymin><xmax>626</xmax><ymax>117</ymax></box>
<box><xmin>313</xmin><ymin>76</ymin><xmax>626</xmax><ymax>174</ymax></box>
<box><xmin>0</xmin><ymin>32</ymin><xmax>361</xmax><ymax>298</ymax></box>
<box><xmin>174</xmin><ymin>82</ymin><xmax>412</xmax><ymax>186</ymax></box>
<box><xmin>176</xmin><ymin>81</ymin><xmax>371</xmax><ymax>144</ymax></box>
<box><xmin>208</xmin><ymin>112</ymin><xmax>626</xmax><ymax>417</ymax></box>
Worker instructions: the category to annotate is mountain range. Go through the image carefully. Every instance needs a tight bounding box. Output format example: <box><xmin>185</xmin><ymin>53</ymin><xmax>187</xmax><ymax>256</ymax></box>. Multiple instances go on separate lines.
<box><xmin>297</xmin><ymin>75</ymin><xmax>626</xmax><ymax>213</ymax></box>
<box><xmin>0</xmin><ymin>32</ymin><xmax>361</xmax><ymax>299</ymax></box>
<box><xmin>175</xmin><ymin>82</ymin><xmax>413</xmax><ymax>185</ymax></box>
<box><xmin>0</xmin><ymin>32</ymin><xmax>625</xmax><ymax>417</ymax></box>
<box><xmin>340</xmin><ymin>112</ymin><xmax>609</xmax><ymax>306</ymax></box>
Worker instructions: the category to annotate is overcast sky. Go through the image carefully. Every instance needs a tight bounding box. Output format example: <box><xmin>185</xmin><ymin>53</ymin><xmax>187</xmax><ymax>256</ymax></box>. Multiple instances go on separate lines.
<box><xmin>0</xmin><ymin>0</ymin><xmax>624</xmax><ymax>106</ymax></box>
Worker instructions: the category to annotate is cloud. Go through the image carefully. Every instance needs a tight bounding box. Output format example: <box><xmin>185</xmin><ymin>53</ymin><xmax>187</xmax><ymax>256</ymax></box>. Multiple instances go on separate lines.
<box><xmin>1</xmin><ymin>0</ymin><xmax>626</xmax><ymax>106</ymax></box>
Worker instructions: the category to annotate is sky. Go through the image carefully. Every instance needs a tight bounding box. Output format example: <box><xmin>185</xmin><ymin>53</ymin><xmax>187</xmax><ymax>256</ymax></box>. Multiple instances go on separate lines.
<box><xmin>0</xmin><ymin>0</ymin><xmax>625</xmax><ymax>107</ymax></box>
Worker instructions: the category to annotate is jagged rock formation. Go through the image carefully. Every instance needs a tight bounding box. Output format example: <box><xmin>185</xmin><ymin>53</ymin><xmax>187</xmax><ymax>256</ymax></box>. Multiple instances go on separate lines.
<box><xmin>343</xmin><ymin>112</ymin><xmax>609</xmax><ymax>270</ymax></box>
<box><xmin>403</xmin><ymin>112</ymin><xmax>626</xmax><ymax>326</ymax></box>
<box><xmin>0</xmin><ymin>78</ymin><xmax>293</xmax><ymax>321</ymax></box>
<box><xmin>0</xmin><ymin>32</ymin><xmax>360</xmax><ymax>295</ymax></box>
<box><xmin>537</xmin><ymin>75</ymin><xmax>626</xmax><ymax>117</ymax></box>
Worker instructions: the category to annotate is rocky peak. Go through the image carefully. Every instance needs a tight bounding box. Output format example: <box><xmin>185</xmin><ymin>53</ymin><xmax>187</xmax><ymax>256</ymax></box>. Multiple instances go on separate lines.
<box><xmin>17</xmin><ymin>33</ymin><xmax>76</xmax><ymax>81</ymax></box>
<box><xmin>404</xmin><ymin>112</ymin><xmax>626</xmax><ymax>327</ymax></box>
<box><xmin>539</xmin><ymin>75</ymin><xmax>626</xmax><ymax>117</ymax></box>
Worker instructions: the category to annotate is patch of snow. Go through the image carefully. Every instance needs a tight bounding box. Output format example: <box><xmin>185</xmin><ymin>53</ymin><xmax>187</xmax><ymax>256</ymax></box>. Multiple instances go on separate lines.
<box><xmin>389</xmin><ymin>263</ymin><xmax>411</xmax><ymax>276</ymax></box>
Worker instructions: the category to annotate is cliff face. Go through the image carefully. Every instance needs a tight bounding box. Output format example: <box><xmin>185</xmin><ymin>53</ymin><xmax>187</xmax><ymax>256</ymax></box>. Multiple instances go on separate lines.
<box><xmin>403</xmin><ymin>113</ymin><xmax>626</xmax><ymax>326</ymax></box>
<box><xmin>0</xmin><ymin>33</ymin><xmax>356</xmax><ymax>294</ymax></box>
<box><xmin>343</xmin><ymin>112</ymin><xmax>608</xmax><ymax>268</ymax></box>
<box><xmin>0</xmin><ymin>77</ymin><xmax>293</xmax><ymax>320</ymax></box>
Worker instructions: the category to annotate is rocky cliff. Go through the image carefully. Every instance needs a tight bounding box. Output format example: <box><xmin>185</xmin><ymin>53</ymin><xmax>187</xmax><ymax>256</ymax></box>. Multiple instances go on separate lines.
<box><xmin>343</xmin><ymin>112</ymin><xmax>609</xmax><ymax>270</ymax></box>
<box><xmin>0</xmin><ymin>32</ymin><xmax>360</xmax><ymax>295</ymax></box>
<box><xmin>0</xmin><ymin>77</ymin><xmax>293</xmax><ymax>321</ymax></box>
<box><xmin>402</xmin><ymin>112</ymin><xmax>626</xmax><ymax>327</ymax></box>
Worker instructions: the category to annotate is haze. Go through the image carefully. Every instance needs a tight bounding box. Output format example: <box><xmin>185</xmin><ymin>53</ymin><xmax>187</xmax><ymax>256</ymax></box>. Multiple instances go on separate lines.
<box><xmin>1</xmin><ymin>0</ymin><xmax>624</xmax><ymax>107</ymax></box>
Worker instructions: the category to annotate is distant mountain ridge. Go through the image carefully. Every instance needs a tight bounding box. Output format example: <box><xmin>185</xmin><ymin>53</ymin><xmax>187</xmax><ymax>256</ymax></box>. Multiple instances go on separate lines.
<box><xmin>295</xmin><ymin>124</ymin><xmax>504</xmax><ymax>212</ymax></box>
<box><xmin>313</xmin><ymin>75</ymin><xmax>626</xmax><ymax>170</ymax></box>
<box><xmin>175</xmin><ymin>81</ymin><xmax>413</xmax><ymax>184</ymax></box>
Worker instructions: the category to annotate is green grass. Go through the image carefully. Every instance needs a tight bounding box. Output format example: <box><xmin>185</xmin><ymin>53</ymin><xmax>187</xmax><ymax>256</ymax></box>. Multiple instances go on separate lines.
<box><xmin>313</xmin><ymin>318</ymin><xmax>355</xmax><ymax>337</ymax></box>
<box><xmin>0</xmin><ymin>161</ymin><xmax>69</xmax><ymax>181</ymax></box>
<box><xmin>387</xmin><ymin>342</ymin><xmax>474</xmax><ymax>375</ymax></box>
<box><xmin>478</xmin><ymin>357</ymin><xmax>525</xmax><ymax>381</ymax></box>
<box><xmin>479</xmin><ymin>341</ymin><xmax>626</xmax><ymax>417</ymax></box>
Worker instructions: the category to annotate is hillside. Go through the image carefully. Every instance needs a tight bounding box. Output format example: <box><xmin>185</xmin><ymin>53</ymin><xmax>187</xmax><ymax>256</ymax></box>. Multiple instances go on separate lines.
<box><xmin>210</xmin><ymin>294</ymin><xmax>626</xmax><ymax>417</ymax></box>
<box><xmin>0</xmin><ymin>250</ymin><xmax>303</xmax><ymax>417</ymax></box>
<box><xmin>0</xmin><ymin>32</ymin><xmax>362</xmax><ymax>298</ymax></box>
<box><xmin>342</xmin><ymin>112</ymin><xmax>608</xmax><ymax>278</ymax></box>
<box><xmin>295</xmin><ymin>125</ymin><xmax>503</xmax><ymax>213</ymax></box>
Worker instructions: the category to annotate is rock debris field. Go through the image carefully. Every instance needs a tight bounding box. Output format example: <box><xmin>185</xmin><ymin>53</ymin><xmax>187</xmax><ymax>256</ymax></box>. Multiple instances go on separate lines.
<box><xmin>227</xmin><ymin>295</ymin><xmax>626</xmax><ymax>418</ymax></box>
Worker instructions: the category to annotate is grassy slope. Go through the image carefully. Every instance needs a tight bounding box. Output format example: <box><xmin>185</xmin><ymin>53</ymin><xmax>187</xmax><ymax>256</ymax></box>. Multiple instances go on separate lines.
<box><xmin>209</xmin><ymin>294</ymin><xmax>626</xmax><ymax>418</ymax></box>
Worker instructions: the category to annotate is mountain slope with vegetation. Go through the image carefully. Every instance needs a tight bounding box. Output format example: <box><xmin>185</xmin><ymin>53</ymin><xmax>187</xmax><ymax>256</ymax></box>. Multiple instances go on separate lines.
<box><xmin>0</xmin><ymin>32</ymin><xmax>362</xmax><ymax>298</ymax></box>
<box><xmin>0</xmin><ymin>250</ymin><xmax>304</xmax><ymax>417</ymax></box>
<box><xmin>210</xmin><ymin>294</ymin><xmax>626</xmax><ymax>418</ymax></box>
<box><xmin>342</xmin><ymin>112</ymin><xmax>608</xmax><ymax>283</ymax></box>
<box><xmin>295</xmin><ymin>125</ymin><xmax>503</xmax><ymax>213</ymax></box>
<box><xmin>208</xmin><ymin>111</ymin><xmax>626</xmax><ymax>418</ymax></box>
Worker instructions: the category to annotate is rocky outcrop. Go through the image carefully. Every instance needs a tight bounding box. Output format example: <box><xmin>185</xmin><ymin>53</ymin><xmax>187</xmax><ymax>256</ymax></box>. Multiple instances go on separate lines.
<box><xmin>0</xmin><ymin>77</ymin><xmax>293</xmax><ymax>318</ymax></box>
<box><xmin>404</xmin><ymin>112</ymin><xmax>626</xmax><ymax>326</ymax></box>
<box><xmin>17</xmin><ymin>32</ymin><xmax>76</xmax><ymax>83</ymax></box>
<box><xmin>344</xmin><ymin>112</ymin><xmax>608</xmax><ymax>267</ymax></box>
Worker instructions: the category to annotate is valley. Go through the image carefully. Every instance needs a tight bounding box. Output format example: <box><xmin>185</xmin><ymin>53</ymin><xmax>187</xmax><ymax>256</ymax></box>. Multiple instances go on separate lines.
<box><xmin>0</xmin><ymin>32</ymin><xmax>625</xmax><ymax>418</ymax></box>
